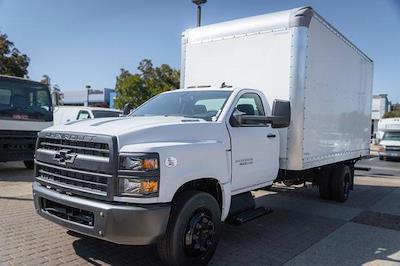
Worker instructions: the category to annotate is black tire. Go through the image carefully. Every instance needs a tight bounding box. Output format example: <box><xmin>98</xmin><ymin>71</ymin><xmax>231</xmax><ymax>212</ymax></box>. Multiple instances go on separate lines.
<box><xmin>379</xmin><ymin>156</ymin><xmax>384</xmax><ymax>161</ymax></box>
<box><xmin>330</xmin><ymin>164</ymin><xmax>351</xmax><ymax>202</ymax></box>
<box><xmin>157</xmin><ymin>190</ymin><xmax>221</xmax><ymax>266</ymax></box>
<box><xmin>262</xmin><ymin>185</ymin><xmax>273</xmax><ymax>190</ymax></box>
<box><xmin>23</xmin><ymin>160</ymin><xmax>34</xmax><ymax>169</ymax></box>
<box><xmin>318</xmin><ymin>168</ymin><xmax>332</xmax><ymax>200</ymax></box>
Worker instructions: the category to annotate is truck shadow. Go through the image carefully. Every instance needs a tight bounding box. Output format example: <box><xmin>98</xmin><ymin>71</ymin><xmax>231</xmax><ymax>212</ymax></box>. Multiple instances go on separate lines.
<box><xmin>0</xmin><ymin>162</ymin><xmax>34</xmax><ymax>182</ymax></box>
<box><xmin>71</xmin><ymin>233</ymin><xmax>162</xmax><ymax>266</ymax></box>
<box><xmin>70</xmin><ymin>182</ymin><xmax>400</xmax><ymax>266</ymax></box>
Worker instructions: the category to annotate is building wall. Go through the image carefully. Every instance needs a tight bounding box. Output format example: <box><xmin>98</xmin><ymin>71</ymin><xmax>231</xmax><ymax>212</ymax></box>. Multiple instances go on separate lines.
<box><xmin>62</xmin><ymin>88</ymin><xmax>114</xmax><ymax>107</ymax></box>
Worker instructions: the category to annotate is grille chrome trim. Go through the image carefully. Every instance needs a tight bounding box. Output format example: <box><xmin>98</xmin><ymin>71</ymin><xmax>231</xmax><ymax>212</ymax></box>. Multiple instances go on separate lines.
<box><xmin>386</xmin><ymin>146</ymin><xmax>400</xmax><ymax>151</ymax></box>
<box><xmin>35</xmin><ymin>131</ymin><xmax>118</xmax><ymax>200</ymax></box>
<box><xmin>38</xmin><ymin>169</ymin><xmax>108</xmax><ymax>188</ymax></box>
<box><xmin>40</xmin><ymin>141</ymin><xmax>109</xmax><ymax>153</ymax></box>
<box><xmin>36</xmin><ymin>176</ymin><xmax>107</xmax><ymax>197</ymax></box>
<box><xmin>35</xmin><ymin>160</ymin><xmax>112</xmax><ymax>178</ymax></box>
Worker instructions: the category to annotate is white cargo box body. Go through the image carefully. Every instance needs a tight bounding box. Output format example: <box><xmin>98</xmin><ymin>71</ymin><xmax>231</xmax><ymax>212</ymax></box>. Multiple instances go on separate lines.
<box><xmin>181</xmin><ymin>7</ymin><xmax>373</xmax><ymax>171</ymax></box>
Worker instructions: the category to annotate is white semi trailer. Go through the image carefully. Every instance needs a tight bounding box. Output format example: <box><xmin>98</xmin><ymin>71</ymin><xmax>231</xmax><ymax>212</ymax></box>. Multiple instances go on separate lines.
<box><xmin>33</xmin><ymin>7</ymin><xmax>373</xmax><ymax>265</ymax></box>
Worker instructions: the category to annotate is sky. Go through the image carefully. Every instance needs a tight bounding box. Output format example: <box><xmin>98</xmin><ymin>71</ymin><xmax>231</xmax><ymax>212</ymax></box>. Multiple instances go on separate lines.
<box><xmin>0</xmin><ymin>0</ymin><xmax>399</xmax><ymax>102</ymax></box>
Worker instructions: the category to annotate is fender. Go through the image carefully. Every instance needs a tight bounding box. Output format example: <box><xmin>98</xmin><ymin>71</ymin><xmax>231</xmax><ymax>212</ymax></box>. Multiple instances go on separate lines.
<box><xmin>119</xmin><ymin>141</ymin><xmax>232</xmax><ymax>220</ymax></box>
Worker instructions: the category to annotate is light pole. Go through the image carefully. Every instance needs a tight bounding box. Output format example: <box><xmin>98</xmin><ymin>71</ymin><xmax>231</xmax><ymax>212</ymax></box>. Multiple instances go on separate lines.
<box><xmin>85</xmin><ymin>85</ymin><xmax>91</xmax><ymax>106</ymax></box>
<box><xmin>192</xmin><ymin>0</ymin><xmax>207</xmax><ymax>27</ymax></box>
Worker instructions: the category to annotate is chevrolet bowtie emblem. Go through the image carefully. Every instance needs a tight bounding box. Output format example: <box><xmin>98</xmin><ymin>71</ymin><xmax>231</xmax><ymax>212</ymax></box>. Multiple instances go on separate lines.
<box><xmin>54</xmin><ymin>149</ymin><xmax>77</xmax><ymax>165</ymax></box>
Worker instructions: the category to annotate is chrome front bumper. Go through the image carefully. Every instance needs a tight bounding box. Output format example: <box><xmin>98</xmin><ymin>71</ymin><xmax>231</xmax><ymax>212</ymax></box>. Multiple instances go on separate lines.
<box><xmin>33</xmin><ymin>181</ymin><xmax>170</xmax><ymax>245</ymax></box>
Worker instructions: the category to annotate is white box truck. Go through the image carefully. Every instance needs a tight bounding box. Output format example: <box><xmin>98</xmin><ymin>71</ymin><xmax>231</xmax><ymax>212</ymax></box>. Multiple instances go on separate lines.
<box><xmin>33</xmin><ymin>7</ymin><xmax>373</xmax><ymax>265</ymax></box>
<box><xmin>0</xmin><ymin>75</ymin><xmax>53</xmax><ymax>168</ymax></box>
<box><xmin>377</xmin><ymin>118</ymin><xmax>400</xmax><ymax>160</ymax></box>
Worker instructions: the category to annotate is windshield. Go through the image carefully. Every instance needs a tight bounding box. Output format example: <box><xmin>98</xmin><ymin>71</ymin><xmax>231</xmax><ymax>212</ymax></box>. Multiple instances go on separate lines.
<box><xmin>92</xmin><ymin>110</ymin><xmax>121</xmax><ymax>118</ymax></box>
<box><xmin>382</xmin><ymin>132</ymin><xmax>400</xmax><ymax>141</ymax></box>
<box><xmin>130</xmin><ymin>90</ymin><xmax>232</xmax><ymax>121</ymax></box>
<box><xmin>0</xmin><ymin>79</ymin><xmax>52</xmax><ymax>122</ymax></box>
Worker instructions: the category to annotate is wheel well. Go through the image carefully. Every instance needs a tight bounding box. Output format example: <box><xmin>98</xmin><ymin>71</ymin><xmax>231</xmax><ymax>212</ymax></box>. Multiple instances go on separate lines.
<box><xmin>173</xmin><ymin>178</ymin><xmax>223</xmax><ymax>210</ymax></box>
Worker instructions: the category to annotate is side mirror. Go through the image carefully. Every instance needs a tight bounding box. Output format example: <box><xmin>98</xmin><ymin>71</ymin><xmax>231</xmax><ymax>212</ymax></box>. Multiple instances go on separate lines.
<box><xmin>123</xmin><ymin>103</ymin><xmax>133</xmax><ymax>116</ymax></box>
<box><xmin>269</xmin><ymin>100</ymin><xmax>291</xmax><ymax>128</ymax></box>
<box><xmin>230</xmin><ymin>109</ymin><xmax>244</xmax><ymax>127</ymax></box>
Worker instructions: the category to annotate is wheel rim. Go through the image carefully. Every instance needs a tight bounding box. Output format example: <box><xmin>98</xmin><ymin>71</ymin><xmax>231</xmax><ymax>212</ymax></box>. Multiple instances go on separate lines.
<box><xmin>184</xmin><ymin>210</ymin><xmax>215</xmax><ymax>257</ymax></box>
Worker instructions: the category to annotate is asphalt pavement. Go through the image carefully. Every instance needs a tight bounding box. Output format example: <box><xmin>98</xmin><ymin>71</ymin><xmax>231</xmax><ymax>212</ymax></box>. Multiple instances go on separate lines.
<box><xmin>356</xmin><ymin>156</ymin><xmax>400</xmax><ymax>178</ymax></box>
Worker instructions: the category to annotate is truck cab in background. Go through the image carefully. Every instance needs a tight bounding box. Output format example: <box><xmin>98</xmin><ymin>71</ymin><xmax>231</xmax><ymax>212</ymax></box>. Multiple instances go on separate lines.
<box><xmin>0</xmin><ymin>75</ymin><xmax>53</xmax><ymax>168</ymax></box>
<box><xmin>53</xmin><ymin>106</ymin><xmax>122</xmax><ymax>125</ymax></box>
<box><xmin>377</xmin><ymin>118</ymin><xmax>400</xmax><ymax>160</ymax></box>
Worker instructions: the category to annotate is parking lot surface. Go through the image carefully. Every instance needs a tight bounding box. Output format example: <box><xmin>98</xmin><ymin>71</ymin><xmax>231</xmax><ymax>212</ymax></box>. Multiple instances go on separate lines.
<box><xmin>1</xmin><ymin>159</ymin><xmax>400</xmax><ymax>266</ymax></box>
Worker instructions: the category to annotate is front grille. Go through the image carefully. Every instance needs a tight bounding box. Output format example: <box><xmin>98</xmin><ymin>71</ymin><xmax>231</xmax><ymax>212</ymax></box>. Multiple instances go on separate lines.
<box><xmin>36</xmin><ymin>162</ymin><xmax>109</xmax><ymax>195</ymax></box>
<box><xmin>38</xmin><ymin>137</ymin><xmax>109</xmax><ymax>157</ymax></box>
<box><xmin>0</xmin><ymin>130</ymin><xmax>37</xmax><ymax>152</ymax></box>
<box><xmin>35</xmin><ymin>131</ymin><xmax>117</xmax><ymax>199</ymax></box>
<box><xmin>386</xmin><ymin>146</ymin><xmax>400</xmax><ymax>151</ymax></box>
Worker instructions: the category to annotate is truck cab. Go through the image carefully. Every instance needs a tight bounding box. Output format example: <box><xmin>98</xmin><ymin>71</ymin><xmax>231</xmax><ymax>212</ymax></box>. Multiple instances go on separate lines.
<box><xmin>0</xmin><ymin>75</ymin><xmax>53</xmax><ymax>168</ymax></box>
<box><xmin>32</xmin><ymin>87</ymin><xmax>288</xmax><ymax>264</ymax></box>
<box><xmin>53</xmin><ymin>106</ymin><xmax>122</xmax><ymax>125</ymax></box>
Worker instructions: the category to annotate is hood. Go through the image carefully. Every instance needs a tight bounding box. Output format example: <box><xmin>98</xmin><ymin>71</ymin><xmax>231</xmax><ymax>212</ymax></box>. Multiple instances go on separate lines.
<box><xmin>43</xmin><ymin>116</ymin><xmax>230</xmax><ymax>150</ymax></box>
<box><xmin>44</xmin><ymin>116</ymin><xmax>194</xmax><ymax>136</ymax></box>
<box><xmin>380</xmin><ymin>140</ymin><xmax>400</xmax><ymax>147</ymax></box>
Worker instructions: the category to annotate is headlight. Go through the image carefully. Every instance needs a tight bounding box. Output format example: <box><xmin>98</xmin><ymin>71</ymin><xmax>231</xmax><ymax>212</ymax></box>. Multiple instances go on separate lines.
<box><xmin>118</xmin><ymin>153</ymin><xmax>160</xmax><ymax>197</ymax></box>
<box><xmin>119</xmin><ymin>177</ymin><xmax>159</xmax><ymax>195</ymax></box>
<box><xmin>120</xmin><ymin>156</ymin><xmax>158</xmax><ymax>171</ymax></box>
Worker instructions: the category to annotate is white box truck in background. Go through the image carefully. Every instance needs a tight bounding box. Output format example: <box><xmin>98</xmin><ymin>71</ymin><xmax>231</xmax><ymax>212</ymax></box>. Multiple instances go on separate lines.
<box><xmin>33</xmin><ymin>7</ymin><xmax>373</xmax><ymax>265</ymax></box>
<box><xmin>0</xmin><ymin>75</ymin><xmax>53</xmax><ymax>168</ymax></box>
<box><xmin>53</xmin><ymin>106</ymin><xmax>122</xmax><ymax>125</ymax></box>
<box><xmin>377</xmin><ymin>118</ymin><xmax>400</xmax><ymax>160</ymax></box>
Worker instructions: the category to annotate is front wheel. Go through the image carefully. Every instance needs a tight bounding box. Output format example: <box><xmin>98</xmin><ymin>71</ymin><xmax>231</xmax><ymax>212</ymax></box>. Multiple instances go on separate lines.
<box><xmin>23</xmin><ymin>160</ymin><xmax>34</xmax><ymax>169</ymax></box>
<box><xmin>157</xmin><ymin>191</ymin><xmax>221</xmax><ymax>266</ymax></box>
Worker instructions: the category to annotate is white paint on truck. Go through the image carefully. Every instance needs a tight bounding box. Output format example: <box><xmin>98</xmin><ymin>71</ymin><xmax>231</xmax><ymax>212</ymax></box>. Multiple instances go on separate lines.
<box><xmin>182</xmin><ymin>8</ymin><xmax>373</xmax><ymax>170</ymax></box>
<box><xmin>32</xmin><ymin>6</ymin><xmax>373</xmax><ymax>265</ymax></box>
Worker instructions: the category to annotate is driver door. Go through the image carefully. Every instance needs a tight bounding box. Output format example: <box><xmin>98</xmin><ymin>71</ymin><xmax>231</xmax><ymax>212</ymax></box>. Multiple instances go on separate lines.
<box><xmin>228</xmin><ymin>92</ymin><xmax>279</xmax><ymax>193</ymax></box>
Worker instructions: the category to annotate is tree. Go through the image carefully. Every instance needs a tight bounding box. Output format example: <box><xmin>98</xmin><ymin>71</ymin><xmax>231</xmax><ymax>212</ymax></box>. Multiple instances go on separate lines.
<box><xmin>383</xmin><ymin>110</ymin><xmax>400</xmax><ymax>118</ymax></box>
<box><xmin>0</xmin><ymin>32</ymin><xmax>30</xmax><ymax>77</ymax></box>
<box><xmin>115</xmin><ymin>59</ymin><xmax>180</xmax><ymax>109</ymax></box>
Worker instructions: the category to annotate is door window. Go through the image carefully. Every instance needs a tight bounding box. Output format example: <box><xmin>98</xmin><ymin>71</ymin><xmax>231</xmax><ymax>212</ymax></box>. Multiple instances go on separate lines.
<box><xmin>235</xmin><ymin>93</ymin><xmax>265</xmax><ymax>116</ymax></box>
<box><xmin>231</xmin><ymin>93</ymin><xmax>266</xmax><ymax>127</ymax></box>
<box><xmin>77</xmin><ymin>110</ymin><xmax>91</xmax><ymax>120</ymax></box>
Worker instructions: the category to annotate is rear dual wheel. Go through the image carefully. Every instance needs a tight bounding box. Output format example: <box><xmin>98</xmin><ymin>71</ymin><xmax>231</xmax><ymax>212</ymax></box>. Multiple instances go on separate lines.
<box><xmin>319</xmin><ymin>164</ymin><xmax>351</xmax><ymax>202</ymax></box>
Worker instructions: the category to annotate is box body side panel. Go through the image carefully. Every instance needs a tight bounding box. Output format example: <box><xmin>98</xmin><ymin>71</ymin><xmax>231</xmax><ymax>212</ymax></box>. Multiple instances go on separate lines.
<box><xmin>301</xmin><ymin>17</ymin><xmax>373</xmax><ymax>169</ymax></box>
<box><xmin>183</xmin><ymin>30</ymin><xmax>292</xmax><ymax>108</ymax></box>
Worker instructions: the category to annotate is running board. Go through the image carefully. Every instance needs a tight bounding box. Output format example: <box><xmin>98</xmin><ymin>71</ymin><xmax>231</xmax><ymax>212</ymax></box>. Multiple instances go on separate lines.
<box><xmin>228</xmin><ymin>207</ymin><xmax>272</xmax><ymax>225</ymax></box>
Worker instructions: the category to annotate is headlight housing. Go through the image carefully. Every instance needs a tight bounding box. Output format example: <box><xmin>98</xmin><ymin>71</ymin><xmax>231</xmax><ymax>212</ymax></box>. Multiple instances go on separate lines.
<box><xmin>120</xmin><ymin>156</ymin><xmax>159</xmax><ymax>171</ymax></box>
<box><xmin>118</xmin><ymin>153</ymin><xmax>159</xmax><ymax>197</ymax></box>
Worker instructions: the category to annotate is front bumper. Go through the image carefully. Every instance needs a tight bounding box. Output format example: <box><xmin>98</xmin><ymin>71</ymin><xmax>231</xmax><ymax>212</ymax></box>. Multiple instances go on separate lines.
<box><xmin>379</xmin><ymin>151</ymin><xmax>400</xmax><ymax>158</ymax></box>
<box><xmin>33</xmin><ymin>181</ymin><xmax>170</xmax><ymax>245</ymax></box>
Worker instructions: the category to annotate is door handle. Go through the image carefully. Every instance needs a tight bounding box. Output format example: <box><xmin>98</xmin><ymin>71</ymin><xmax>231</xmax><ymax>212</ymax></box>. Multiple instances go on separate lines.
<box><xmin>267</xmin><ymin>134</ymin><xmax>276</xmax><ymax>138</ymax></box>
